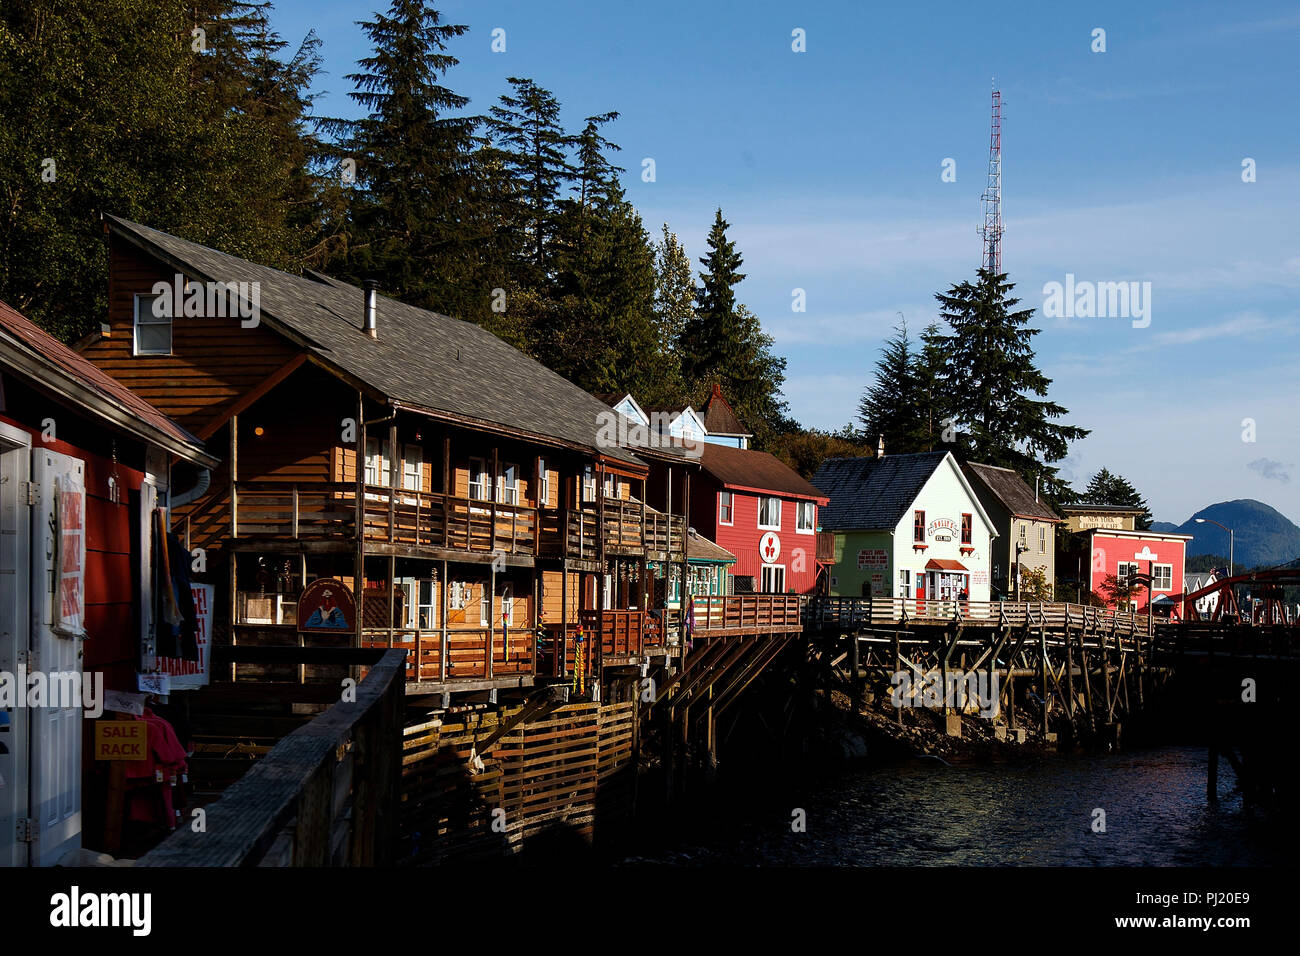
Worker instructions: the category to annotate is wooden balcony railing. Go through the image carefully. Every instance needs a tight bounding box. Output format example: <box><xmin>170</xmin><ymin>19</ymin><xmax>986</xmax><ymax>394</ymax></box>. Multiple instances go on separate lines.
<box><xmin>221</xmin><ymin>483</ymin><xmax>686</xmax><ymax>563</ymax></box>
<box><xmin>689</xmin><ymin>594</ymin><xmax>803</xmax><ymax>636</ymax></box>
<box><xmin>579</xmin><ymin>609</ymin><xmax>646</xmax><ymax>658</ymax></box>
<box><xmin>362</xmin><ymin>625</ymin><xmax>534</xmax><ymax>684</ymax></box>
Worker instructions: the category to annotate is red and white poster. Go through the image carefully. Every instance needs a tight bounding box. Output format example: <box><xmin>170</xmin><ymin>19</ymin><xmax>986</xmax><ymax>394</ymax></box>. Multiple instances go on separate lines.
<box><xmin>54</xmin><ymin>472</ymin><xmax>85</xmax><ymax>636</ymax></box>
<box><xmin>153</xmin><ymin>583</ymin><xmax>214</xmax><ymax>688</ymax></box>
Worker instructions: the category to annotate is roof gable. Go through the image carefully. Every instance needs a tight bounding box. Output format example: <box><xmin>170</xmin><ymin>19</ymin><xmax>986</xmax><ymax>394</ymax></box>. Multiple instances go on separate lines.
<box><xmin>812</xmin><ymin>451</ymin><xmax>948</xmax><ymax>530</ymax></box>
<box><xmin>963</xmin><ymin>462</ymin><xmax>1061</xmax><ymax>522</ymax></box>
<box><xmin>106</xmin><ymin>217</ymin><xmax>641</xmax><ymax>464</ymax></box>
<box><xmin>699</xmin><ymin>443</ymin><xmax>827</xmax><ymax>500</ymax></box>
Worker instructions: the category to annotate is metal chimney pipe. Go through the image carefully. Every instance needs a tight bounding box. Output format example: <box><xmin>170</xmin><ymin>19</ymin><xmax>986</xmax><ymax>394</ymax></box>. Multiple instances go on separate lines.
<box><xmin>363</xmin><ymin>280</ymin><xmax>378</xmax><ymax>338</ymax></box>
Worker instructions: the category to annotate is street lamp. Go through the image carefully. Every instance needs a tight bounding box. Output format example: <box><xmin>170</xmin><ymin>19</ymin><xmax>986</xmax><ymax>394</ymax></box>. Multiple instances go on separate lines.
<box><xmin>1194</xmin><ymin>517</ymin><xmax>1233</xmax><ymax>578</ymax></box>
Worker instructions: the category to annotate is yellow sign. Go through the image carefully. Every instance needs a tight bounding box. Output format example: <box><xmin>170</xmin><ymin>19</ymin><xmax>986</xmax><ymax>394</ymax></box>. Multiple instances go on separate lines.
<box><xmin>95</xmin><ymin>720</ymin><xmax>147</xmax><ymax>761</ymax></box>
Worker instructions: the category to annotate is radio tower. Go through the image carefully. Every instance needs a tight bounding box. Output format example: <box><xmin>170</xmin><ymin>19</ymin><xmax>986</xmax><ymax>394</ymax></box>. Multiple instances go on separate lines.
<box><xmin>979</xmin><ymin>82</ymin><xmax>1003</xmax><ymax>275</ymax></box>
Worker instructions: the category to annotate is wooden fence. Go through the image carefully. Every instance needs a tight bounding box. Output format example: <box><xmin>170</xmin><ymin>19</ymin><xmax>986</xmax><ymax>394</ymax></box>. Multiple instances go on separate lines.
<box><xmin>400</xmin><ymin>700</ymin><xmax>637</xmax><ymax>864</ymax></box>
<box><xmin>805</xmin><ymin>596</ymin><xmax>1151</xmax><ymax>636</ymax></box>
<box><xmin>138</xmin><ymin>648</ymin><xmax>407</xmax><ymax>867</ymax></box>
<box><xmin>690</xmin><ymin>594</ymin><xmax>804</xmax><ymax>636</ymax></box>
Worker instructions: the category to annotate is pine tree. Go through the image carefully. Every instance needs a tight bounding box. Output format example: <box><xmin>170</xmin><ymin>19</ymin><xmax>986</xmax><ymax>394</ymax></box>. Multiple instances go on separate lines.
<box><xmin>934</xmin><ymin>268</ymin><xmax>1089</xmax><ymax>478</ymax></box>
<box><xmin>650</xmin><ymin>225</ymin><xmax>692</xmax><ymax>403</ymax></box>
<box><xmin>914</xmin><ymin>321</ymin><xmax>951</xmax><ymax>451</ymax></box>
<box><xmin>680</xmin><ymin>208</ymin><xmax>746</xmax><ymax>383</ymax></box>
<box><xmin>858</xmin><ymin>320</ymin><xmax>924</xmax><ymax>454</ymax></box>
<box><xmin>1078</xmin><ymin>468</ymin><xmax>1153</xmax><ymax>530</ymax></box>
<box><xmin>322</xmin><ymin>1</ymin><xmax>488</xmax><ymax>317</ymax></box>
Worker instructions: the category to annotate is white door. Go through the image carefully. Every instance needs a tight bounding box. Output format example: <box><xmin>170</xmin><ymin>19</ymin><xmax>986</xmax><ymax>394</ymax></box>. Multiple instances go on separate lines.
<box><xmin>29</xmin><ymin>448</ymin><xmax>86</xmax><ymax>866</ymax></box>
<box><xmin>0</xmin><ymin>424</ymin><xmax>31</xmax><ymax>866</ymax></box>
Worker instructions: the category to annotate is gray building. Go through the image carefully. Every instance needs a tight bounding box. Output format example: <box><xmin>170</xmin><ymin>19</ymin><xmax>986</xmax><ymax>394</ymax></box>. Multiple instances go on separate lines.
<box><xmin>962</xmin><ymin>462</ymin><xmax>1060</xmax><ymax>599</ymax></box>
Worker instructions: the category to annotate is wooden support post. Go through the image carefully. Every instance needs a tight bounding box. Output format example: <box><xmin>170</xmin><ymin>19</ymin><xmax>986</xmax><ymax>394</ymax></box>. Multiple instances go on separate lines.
<box><xmin>849</xmin><ymin>634</ymin><xmax>861</xmax><ymax>712</ymax></box>
<box><xmin>1039</xmin><ymin>625</ymin><xmax>1049</xmax><ymax>735</ymax></box>
<box><xmin>354</xmin><ymin>392</ymin><xmax>365</xmax><ymax>651</ymax></box>
<box><xmin>893</xmin><ymin>630</ymin><xmax>903</xmax><ymax>725</ymax></box>
<box><xmin>1079</xmin><ymin>630</ymin><xmax>1095</xmax><ymax>734</ymax></box>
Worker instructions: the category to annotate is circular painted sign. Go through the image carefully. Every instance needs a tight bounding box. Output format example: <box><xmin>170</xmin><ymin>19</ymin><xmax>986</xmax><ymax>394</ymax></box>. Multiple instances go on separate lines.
<box><xmin>759</xmin><ymin>531</ymin><xmax>781</xmax><ymax>564</ymax></box>
<box><xmin>297</xmin><ymin>578</ymin><xmax>356</xmax><ymax>632</ymax></box>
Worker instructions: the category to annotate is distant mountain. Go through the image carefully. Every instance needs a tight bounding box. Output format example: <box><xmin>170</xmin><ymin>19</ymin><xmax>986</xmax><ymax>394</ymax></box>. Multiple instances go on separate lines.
<box><xmin>1152</xmin><ymin>499</ymin><xmax>1300</xmax><ymax>569</ymax></box>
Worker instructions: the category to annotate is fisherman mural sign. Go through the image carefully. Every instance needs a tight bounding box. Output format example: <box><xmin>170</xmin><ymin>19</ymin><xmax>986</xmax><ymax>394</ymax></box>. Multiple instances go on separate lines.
<box><xmin>297</xmin><ymin>579</ymin><xmax>356</xmax><ymax>632</ymax></box>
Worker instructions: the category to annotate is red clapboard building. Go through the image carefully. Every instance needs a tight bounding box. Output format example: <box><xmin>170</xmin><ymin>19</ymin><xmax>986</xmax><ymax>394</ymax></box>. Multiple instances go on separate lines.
<box><xmin>1084</xmin><ymin>528</ymin><xmax>1193</xmax><ymax>615</ymax></box>
<box><xmin>691</xmin><ymin>444</ymin><xmax>828</xmax><ymax>594</ymax></box>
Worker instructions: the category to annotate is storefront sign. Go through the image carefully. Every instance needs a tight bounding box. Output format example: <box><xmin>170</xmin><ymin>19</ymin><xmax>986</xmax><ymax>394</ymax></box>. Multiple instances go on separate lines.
<box><xmin>927</xmin><ymin>518</ymin><xmax>957</xmax><ymax>542</ymax></box>
<box><xmin>94</xmin><ymin>721</ymin><xmax>147</xmax><ymax>761</ymax></box>
<box><xmin>857</xmin><ymin>548</ymin><xmax>888</xmax><ymax>570</ymax></box>
<box><xmin>137</xmin><ymin>672</ymin><xmax>170</xmax><ymax>695</ymax></box>
<box><xmin>1076</xmin><ymin>515</ymin><xmax>1126</xmax><ymax>529</ymax></box>
<box><xmin>298</xmin><ymin>578</ymin><xmax>356</xmax><ymax>632</ymax></box>
<box><xmin>759</xmin><ymin>532</ymin><xmax>781</xmax><ymax>564</ymax></box>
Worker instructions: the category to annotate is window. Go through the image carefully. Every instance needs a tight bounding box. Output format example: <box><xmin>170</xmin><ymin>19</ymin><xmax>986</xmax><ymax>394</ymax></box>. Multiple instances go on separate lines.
<box><xmin>760</xmin><ymin>564</ymin><xmax>785</xmax><ymax>594</ymax></box>
<box><xmin>501</xmin><ymin>587</ymin><xmax>514</xmax><ymax>626</ymax></box>
<box><xmin>1017</xmin><ymin>523</ymin><xmax>1027</xmax><ymax>549</ymax></box>
<box><xmin>603</xmin><ymin>473</ymin><xmax>617</xmax><ymax>498</ymax></box>
<box><xmin>497</xmin><ymin>462</ymin><xmax>520</xmax><ymax>505</ymax></box>
<box><xmin>538</xmin><ymin>458</ymin><xmax>550</xmax><ymax>506</ymax></box>
<box><xmin>899</xmin><ymin>569</ymin><xmax>911</xmax><ymax>592</ymax></box>
<box><xmin>364</xmin><ymin>439</ymin><xmax>392</xmax><ymax>487</ymax></box>
<box><xmin>468</xmin><ymin>458</ymin><xmax>489</xmax><ymax>501</ymax></box>
<box><xmin>758</xmin><ymin>496</ymin><xmax>781</xmax><ymax>530</ymax></box>
<box><xmin>402</xmin><ymin>444</ymin><xmax>423</xmax><ymax>492</ymax></box>
<box><xmin>718</xmin><ymin>491</ymin><xmax>734</xmax><ymax>525</ymax></box>
<box><xmin>1037</xmin><ymin>525</ymin><xmax>1046</xmax><ymax>554</ymax></box>
<box><xmin>417</xmin><ymin>579</ymin><xmax>437</xmax><ymax>629</ymax></box>
<box><xmin>961</xmin><ymin>513</ymin><xmax>973</xmax><ymax>546</ymax></box>
<box><xmin>1153</xmin><ymin>564</ymin><xmax>1172</xmax><ymax>591</ymax></box>
<box><xmin>913</xmin><ymin>510</ymin><xmax>925</xmax><ymax>543</ymax></box>
<box><xmin>796</xmin><ymin>501</ymin><xmax>815</xmax><ymax>533</ymax></box>
<box><xmin>1117</xmin><ymin>562</ymin><xmax>1140</xmax><ymax>587</ymax></box>
<box><xmin>581</xmin><ymin>465</ymin><xmax>597</xmax><ymax>504</ymax></box>
<box><xmin>480</xmin><ymin>591</ymin><xmax>491</xmax><ymax>627</ymax></box>
<box><xmin>134</xmin><ymin>293</ymin><xmax>172</xmax><ymax>355</ymax></box>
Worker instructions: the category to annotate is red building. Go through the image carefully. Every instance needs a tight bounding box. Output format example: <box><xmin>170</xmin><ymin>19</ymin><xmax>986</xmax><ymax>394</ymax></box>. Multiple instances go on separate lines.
<box><xmin>690</xmin><ymin>444</ymin><xmax>828</xmax><ymax>594</ymax></box>
<box><xmin>1082</xmin><ymin>528</ymin><xmax>1193</xmax><ymax>614</ymax></box>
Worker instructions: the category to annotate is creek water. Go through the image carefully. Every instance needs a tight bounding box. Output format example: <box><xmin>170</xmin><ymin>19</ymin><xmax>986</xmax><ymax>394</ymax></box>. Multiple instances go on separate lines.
<box><xmin>623</xmin><ymin>746</ymin><xmax>1283</xmax><ymax>866</ymax></box>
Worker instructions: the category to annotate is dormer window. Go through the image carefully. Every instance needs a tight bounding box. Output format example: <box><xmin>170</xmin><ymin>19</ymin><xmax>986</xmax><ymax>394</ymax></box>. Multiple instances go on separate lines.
<box><xmin>134</xmin><ymin>293</ymin><xmax>172</xmax><ymax>355</ymax></box>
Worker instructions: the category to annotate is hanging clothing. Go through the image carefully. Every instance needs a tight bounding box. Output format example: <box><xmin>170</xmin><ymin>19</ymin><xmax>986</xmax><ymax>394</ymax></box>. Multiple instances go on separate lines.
<box><xmin>154</xmin><ymin>513</ymin><xmax>199</xmax><ymax>661</ymax></box>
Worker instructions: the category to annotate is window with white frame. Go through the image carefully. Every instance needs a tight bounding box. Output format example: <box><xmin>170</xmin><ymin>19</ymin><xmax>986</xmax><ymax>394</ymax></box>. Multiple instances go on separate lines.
<box><xmin>758</xmin><ymin>496</ymin><xmax>781</xmax><ymax>530</ymax></box>
<box><xmin>603</xmin><ymin>473</ymin><xmax>617</xmax><ymax>498</ymax></box>
<box><xmin>538</xmin><ymin>458</ymin><xmax>550</xmax><ymax>506</ymax></box>
<box><xmin>718</xmin><ymin>491</ymin><xmax>733</xmax><ymax>525</ymax></box>
<box><xmin>364</xmin><ymin>439</ymin><xmax>392</xmax><ymax>487</ymax></box>
<box><xmin>1153</xmin><ymin>564</ymin><xmax>1172</xmax><ymax>591</ymax></box>
<box><xmin>134</xmin><ymin>293</ymin><xmax>172</xmax><ymax>355</ymax></box>
<box><xmin>480</xmin><ymin>590</ymin><xmax>491</xmax><ymax>627</ymax></box>
<box><xmin>402</xmin><ymin>444</ymin><xmax>423</xmax><ymax>492</ymax></box>
<box><xmin>1017</xmin><ymin>523</ymin><xmax>1027</xmax><ymax>549</ymax></box>
<box><xmin>497</xmin><ymin>462</ymin><xmax>520</xmax><ymax>504</ymax></box>
<box><xmin>501</xmin><ymin>587</ymin><xmax>514</xmax><ymax>626</ymax></box>
<box><xmin>581</xmin><ymin>465</ymin><xmax>597</xmax><ymax>504</ymax></box>
<box><xmin>468</xmin><ymin>458</ymin><xmax>489</xmax><ymax>501</ymax></box>
<box><xmin>796</xmin><ymin>501</ymin><xmax>814</xmax><ymax>533</ymax></box>
<box><xmin>760</xmin><ymin>564</ymin><xmax>785</xmax><ymax>593</ymax></box>
<box><xmin>900</xmin><ymin>569</ymin><xmax>911</xmax><ymax>592</ymax></box>
<box><xmin>416</xmin><ymin>578</ymin><xmax>437</xmax><ymax>629</ymax></box>
<box><xmin>1117</xmin><ymin>561</ymin><xmax>1140</xmax><ymax>586</ymax></box>
<box><xmin>1037</xmin><ymin>524</ymin><xmax>1046</xmax><ymax>553</ymax></box>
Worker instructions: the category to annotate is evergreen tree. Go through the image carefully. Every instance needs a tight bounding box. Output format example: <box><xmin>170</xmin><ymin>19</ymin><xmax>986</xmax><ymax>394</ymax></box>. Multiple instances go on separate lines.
<box><xmin>858</xmin><ymin>320</ymin><xmax>924</xmax><ymax>454</ymax></box>
<box><xmin>322</xmin><ymin>1</ymin><xmax>491</xmax><ymax>318</ymax></box>
<box><xmin>934</xmin><ymin>268</ymin><xmax>1089</xmax><ymax>479</ymax></box>
<box><xmin>680</xmin><ymin>208</ymin><xmax>745</xmax><ymax>383</ymax></box>
<box><xmin>1078</xmin><ymin>467</ymin><xmax>1153</xmax><ymax>530</ymax></box>
<box><xmin>0</xmin><ymin>0</ymin><xmax>320</xmax><ymax>339</ymax></box>
<box><xmin>649</xmin><ymin>225</ymin><xmax>693</xmax><ymax>403</ymax></box>
<box><xmin>914</xmin><ymin>321</ymin><xmax>951</xmax><ymax>452</ymax></box>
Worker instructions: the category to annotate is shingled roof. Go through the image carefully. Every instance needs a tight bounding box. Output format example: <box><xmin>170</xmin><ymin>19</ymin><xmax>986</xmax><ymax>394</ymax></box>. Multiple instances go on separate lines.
<box><xmin>106</xmin><ymin>216</ymin><xmax>641</xmax><ymax>464</ymax></box>
<box><xmin>0</xmin><ymin>298</ymin><xmax>214</xmax><ymax>466</ymax></box>
<box><xmin>699</xmin><ymin>443</ymin><xmax>827</xmax><ymax>500</ymax></box>
<box><xmin>962</xmin><ymin>462</ymin><xmax>1060</xmax><ymax>522</ymax></box>
<box><xmin>686</xmin><ymin>528</ymin><xmax>736</xmax><ymax>564</ymax></box>
<box><xmin>812</xmin><ymin>451</ymin><xmax>949</xmax><ymax>530</ymax></box>
<box><xmin>701</xmin><ymin>383</ymin><xmax>750</xmax><ymax>437</ymax></box>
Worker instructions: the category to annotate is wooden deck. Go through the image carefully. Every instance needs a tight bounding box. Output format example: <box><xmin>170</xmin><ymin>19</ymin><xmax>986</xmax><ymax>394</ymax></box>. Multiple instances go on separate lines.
<box><xmin>805</xmin><ymin>596</ymin><xmax>1151</xmax><ymax>637</ymax></box>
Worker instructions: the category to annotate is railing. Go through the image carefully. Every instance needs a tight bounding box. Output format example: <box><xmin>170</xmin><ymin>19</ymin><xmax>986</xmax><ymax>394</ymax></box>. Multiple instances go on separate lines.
<box><xmin>602</xmin><ymin>496</ymin><xmax>645</xmax><ymax>553</ymax></box>
<box><xmin>646</xmin><ymin>511</ymin><xmax>686</xmax><ymax>555</ymax></box>
<box><xmin>362</xmin><ymin>625</ymin><xmax>534</xmax><ymax>684</ymax></box>
<box><xmin>690</xmin><ymin>594</ymin><xmax>803</xmax><ymax>636</ymax></box>
<box><xmin>804</xmin><ymin>596</ymin><xmax>1151</xmax><ymax>635</ymax></box>
<box><xmin>539</xmin><ymin>508</ymin><xmax>600</xmax><ymax>560</ymax></box>
<box><xmin>138</xmin><ymin>648</ymin><xmax>406</xmax><ymax>867</ymax></box>
<box><xmin>579</xmin><ymin>609</ymin><xmax>647</xmax><ymax>658</ymax></box>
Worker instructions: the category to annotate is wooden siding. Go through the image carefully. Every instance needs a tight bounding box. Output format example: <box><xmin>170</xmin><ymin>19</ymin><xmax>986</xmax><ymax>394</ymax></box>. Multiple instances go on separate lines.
<box><xmin>84</xmin><ymin>237</ymin><xmax>301</xmax><ymax>433</ymax></box>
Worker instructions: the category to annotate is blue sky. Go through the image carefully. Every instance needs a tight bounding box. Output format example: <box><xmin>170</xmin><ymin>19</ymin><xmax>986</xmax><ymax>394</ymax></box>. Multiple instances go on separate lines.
<box><xmin>270</xmin><ymin>0</ymin><xmax>1300</xmax><ymax>527</ymax></box>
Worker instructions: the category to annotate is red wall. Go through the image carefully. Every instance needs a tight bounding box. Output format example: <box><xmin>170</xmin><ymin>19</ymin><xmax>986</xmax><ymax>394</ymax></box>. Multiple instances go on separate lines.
<box><xmin>697</xmin><ymin>480</ymin><xmax>821</xmax><ymax>594</ymax></box>
<box><xmin>1087</xmin><ymin>532</ymin><xmax>1187</xmax><ymax>613</ymax></box>
<box><xmin>0</xmin><ymin>414</ymin><xmax>144</xmax><ymax>689</ymax></box>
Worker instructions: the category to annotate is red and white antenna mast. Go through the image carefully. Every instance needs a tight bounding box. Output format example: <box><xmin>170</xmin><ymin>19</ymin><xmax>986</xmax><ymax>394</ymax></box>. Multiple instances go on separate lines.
<box><xmin>979</xmin><ymin>81</ymin><xmax>1003</xmax><ymax>275</ymax></box>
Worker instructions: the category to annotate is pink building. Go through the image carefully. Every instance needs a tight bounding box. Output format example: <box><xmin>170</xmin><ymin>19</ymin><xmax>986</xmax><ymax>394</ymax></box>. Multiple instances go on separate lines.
<box><xmin>1083</xmin><ymin>528</ymin><xmax>1194</xmax><ymax>614</ymax></box>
